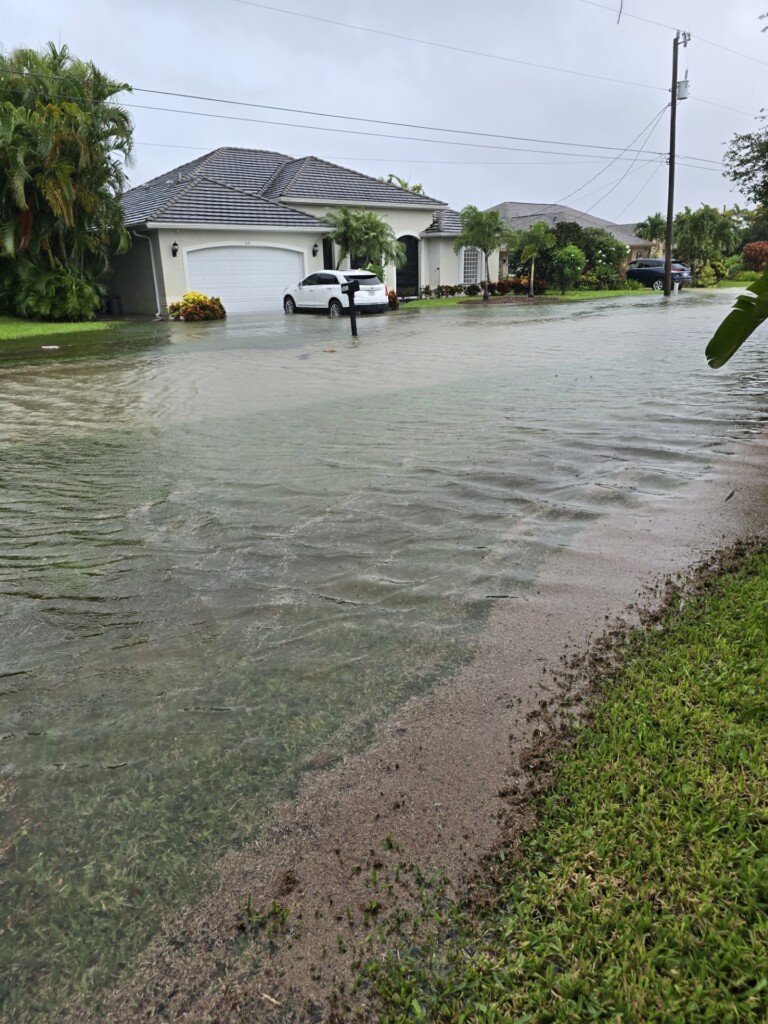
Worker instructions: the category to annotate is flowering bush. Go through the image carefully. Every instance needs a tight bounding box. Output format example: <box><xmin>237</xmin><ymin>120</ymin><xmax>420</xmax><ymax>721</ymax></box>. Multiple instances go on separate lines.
<box><xmin>743</xmin><ymin>241</ymin><xmax>768</xmax><ymax>272</ymax></box>
<box><xmin>168</xmin><ymin>291</ymin><xmax>226</xmax><ymax>321</ymax></box>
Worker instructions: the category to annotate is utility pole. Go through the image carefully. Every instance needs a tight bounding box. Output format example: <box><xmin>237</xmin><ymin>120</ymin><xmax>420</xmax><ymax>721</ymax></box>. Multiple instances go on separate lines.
<box><xmin>664</xmin><ymin>31</ymin><xmax>689</xmax><ymax>297</ymax></box>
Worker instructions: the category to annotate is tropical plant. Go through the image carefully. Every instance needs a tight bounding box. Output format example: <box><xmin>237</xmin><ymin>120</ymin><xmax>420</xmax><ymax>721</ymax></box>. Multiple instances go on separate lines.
<box><xmin>705</xmin><ymin>267</ymin><xmax>768</xmax><ymax>367</ymax></box>
<box><xmin>0</xmin><ymin>42</ymin><xmax>132</xmax><ymax>320</ymax></box>
<box><xmin>551</xmin><ymin>244</ymin><xmax>586</xmax><ymax>293</ymax></box>
<box><xmin>509</xmin><ymin>222</ymin><xmax>555</xmax><ymax>297</ymax></box>
<box><xmin>635</xmin><ymin>212</ymin><xmax>667</xmax><ymax>252</ymax></box>
<box><xmin>452</xmin><ymin>206</ymin><xmax>514</xmax><ymax>301</ymax></box>
<box><xmin>167</xmin><ymin>291</ymin><xmax>226</xmax><ymax>321</ymax></box>
<box><xmin>383</xmin><ymin>174</ymin><xmax>425</xmax><ymax>194</ymax></box>
<box><xmin>322</xmin><ymin>207</ymin><xmax>405</xmax><ymax>271</ymax></box>
<box><xmin>672</xmin><ymin>205</ymin><xmax>739</xmax><ymax>275</ymax></box>
<box><xmin>743</xmin><ymin>241</ymin><xmax>768</xmax><ymax>272</ymax></box>
<box><xmin>724</xmin><ymin>117</ymin><xmax>768</xmax><ymax>209</ymax></box>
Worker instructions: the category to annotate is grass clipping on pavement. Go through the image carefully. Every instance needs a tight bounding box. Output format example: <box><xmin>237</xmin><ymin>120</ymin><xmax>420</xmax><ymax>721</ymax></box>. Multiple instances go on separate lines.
<box><xmin>364</xmin><ymin>544</ymin><xmax>768</xmax><ymax>1023</ymax></box>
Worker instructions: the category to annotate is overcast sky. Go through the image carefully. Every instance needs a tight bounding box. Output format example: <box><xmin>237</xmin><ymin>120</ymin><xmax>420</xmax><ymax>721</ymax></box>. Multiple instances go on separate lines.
<box><xmin>3</xmin><ymin>1</ymin><xmax>766</xmax><ymax>224</ymax></box>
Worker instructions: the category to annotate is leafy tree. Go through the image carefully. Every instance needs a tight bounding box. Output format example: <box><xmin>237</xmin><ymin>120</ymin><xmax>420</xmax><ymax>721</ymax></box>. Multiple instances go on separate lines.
<box><xmin>635</xmin><ymin>212</ymin><xmax>666</xmax><ymax>252</ymax></box>
<box><xmin>551</xmin><ymin>245</ymin><xmax>586</xmax><ymax>294</ymax></box>
<box><xmin>724</xmin><ymin>118</ymin><xmax>768</xmax><ymax>210</ymax></box>
<box><xmin>453</xmin><ymin>206</ymin><xmax>514</xmax><ymax>300</ymax></box>
<box><xmin>673</xmin><ymin>205</ymin><xmax>739</xmax><ymax>274</ymax></box>
<box><xmin>0</xmin><ymin>43</ymin><xmax>133</xmax><ymax>320</ymax></box>
<box><xmin>705</xmin><ymin>267</ymin><xmax>768</xmax><ymax>367</ymax></box>
<box><xmin>323</xmin><ymin>207</ymin><xmax>406</xmax><ymax>272</ymax></box>
<box><xmin>508</xmin><ymin>221</ymin><xmax>555</xmax><ymax>297</ymax></box>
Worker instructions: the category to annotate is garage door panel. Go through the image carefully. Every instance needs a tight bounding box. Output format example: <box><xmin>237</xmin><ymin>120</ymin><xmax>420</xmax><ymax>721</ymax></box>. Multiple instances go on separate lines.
<box><xmin>186</xmin><ymin>246</ymin><xmax>303</xmax><ymax>313</ymax></box>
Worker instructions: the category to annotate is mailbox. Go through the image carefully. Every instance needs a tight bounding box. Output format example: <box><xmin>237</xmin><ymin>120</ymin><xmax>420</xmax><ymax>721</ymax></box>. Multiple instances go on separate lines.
<box><xmin>340</xmin><ymin>279</ymin><xmax>360</xmax><ymax>295</ymax></box>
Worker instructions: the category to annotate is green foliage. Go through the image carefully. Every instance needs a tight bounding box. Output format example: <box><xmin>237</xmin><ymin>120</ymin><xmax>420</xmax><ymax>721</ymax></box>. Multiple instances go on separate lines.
<box><xmin>695</xmin><ymin>263</ymin><xmax>718</xmax><ymax>288</ymax></box>
<box><xmin>705</xmin><ymin>266</ymin><xmax>768</xmax><ymax>367</ymax></box>
<box><xmin>13</xmin><ymin>259</ymin><xmax>104</xmax><ymax>321</ymax></box>
<box><xmin>0</xmin><ymin>43</ymin><xmax>132</xmax><ymax>321</ymax></box>
<box><xmin>673</xmin><ymin>205</ymin><xmax>740</xmax><ymax>273</ymax></box>
<box><xmin>323</xmin><ymin>207</ymin><xmax>405</xmax><ymax>270</ymax></box>
<box><xmin>366</xmin><ymin>547</ymin><xmax>768</xmax><ymax>1023</ymax></box>
<box><xmin>453</xmin><ymin>206</ymin><xmax>515</xmax><ymax>299</ymax></box>
<box><xmin>552</xmin><ymin>244</ymin><xmax>586</xmax><ymax>293</ymax></box>
<box><xmin>724</xmin><ymin>116</ymin><xmax>768</xmax><ymax>208</ymax></box>
<box><xmin>363</xmin><ymin>263</ymin><xmax>385</xmax><ymax>281</ymax></box>
<box><xmin>167</xmin><ymin>291</ymin><xmax>226</xmax><ymax>321</ymax></box>
<box><xmin>507</xmin><ymin>221</ymin><xmax>555</xmax><ymax>296</ymax></box>
<box><xmin>743</xmin><ymin>241</ymin><xmax>768</xmax><ymax>271</ymax></box>
<box><xmin>635</xmin><ymin>211</ymin><xmax>666</xmax><ymax>244</ymax></box>
<box><xmin>383</xmin><ymin>174</ymin><xmax>424</xmax><ymax>194</ymax></box>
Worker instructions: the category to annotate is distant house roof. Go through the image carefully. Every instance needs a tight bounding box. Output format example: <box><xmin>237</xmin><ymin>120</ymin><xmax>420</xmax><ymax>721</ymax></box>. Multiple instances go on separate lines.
<box><xmin>490</xmin><ymin>202</ymin><xmax>649</xmax><ymax>248</ymax></box>
<box><xmin>121</xmin><ymin>147</ymin><xmax>446</xmax><ymax>228</ymax></box>
<box><xmin>421</xmin><ymin>208</ymin><xmax>462</xmax><ymax>236</ymax></box>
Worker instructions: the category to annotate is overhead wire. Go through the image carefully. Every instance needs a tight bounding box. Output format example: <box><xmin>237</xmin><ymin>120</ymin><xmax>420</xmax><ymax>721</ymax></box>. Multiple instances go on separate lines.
<box><xmin>227</xmin><ymin>0</ymin><xmax>756</xmax><ymax>117</ymax></box>
<box><xmin>583</xmin><ymin>105</ymin><xmax>668</xmax><ymax>213</ymax></box>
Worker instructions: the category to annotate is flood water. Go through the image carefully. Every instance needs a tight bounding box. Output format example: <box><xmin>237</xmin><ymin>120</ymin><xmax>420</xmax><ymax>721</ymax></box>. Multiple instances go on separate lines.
<box><xmin>2</xmin><ymin>290</ymin><xmax>767</xmax><ymax>1020</ymax></box>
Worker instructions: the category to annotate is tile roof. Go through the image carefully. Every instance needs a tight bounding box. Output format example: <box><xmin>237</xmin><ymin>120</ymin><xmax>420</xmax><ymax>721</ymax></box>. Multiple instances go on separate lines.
<box><xmin>121</xmin><ymin>147</ymin><xmax>445</xmax><ymax>227</ymax></box>
<box><xmin>421</xmin><ymin>208</ymin><xmax>462</xmax><ymax>235</ymax></box>
<box><xmin>148</xmin><ymin>177</ymin><xmax>326</xmax><ymax>228</ymax></box>
<box><xmin>490</xmin><ymin>202</ymin><xmax>649</xmax><ymax>247</ymax></box>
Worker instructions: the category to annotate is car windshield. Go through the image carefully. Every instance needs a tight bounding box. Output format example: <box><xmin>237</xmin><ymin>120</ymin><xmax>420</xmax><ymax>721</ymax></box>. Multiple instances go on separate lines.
<box><xmin>345</xmin><ymin>274</ymin><xmax>381</xmax><ymax>286</ymax></box>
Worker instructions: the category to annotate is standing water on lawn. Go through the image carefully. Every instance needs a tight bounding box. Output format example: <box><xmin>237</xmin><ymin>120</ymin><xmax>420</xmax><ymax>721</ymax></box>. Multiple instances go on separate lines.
<box><xmin>1</xmin><ymin>291</ymin><xmax>767</xmax><ymax>1020</ymax></box>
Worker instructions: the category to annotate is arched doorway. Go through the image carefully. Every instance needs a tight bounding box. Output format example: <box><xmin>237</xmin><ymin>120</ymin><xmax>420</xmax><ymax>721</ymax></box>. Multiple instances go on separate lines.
<box><xmin>397</xmin><ymin>235</ymin><xmax>420</xmax><ymax>296</ymax></box>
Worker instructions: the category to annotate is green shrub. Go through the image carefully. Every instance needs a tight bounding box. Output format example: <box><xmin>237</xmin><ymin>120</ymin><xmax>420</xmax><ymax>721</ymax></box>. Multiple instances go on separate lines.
<box><xmin>743</xmin><ymin>241</ymin><xmax>768</xmax><ymax>272</ymax></box>
<box><xmin>464</xmin><ymin>283</ymin><xmax>481</xmax><ymax>296</ymax></box>
<box><xmin>168</xmin><ymin>291</ymin><xmax>226</xmax><ymax>321</ymax></box>
<box><xmin>13</xmin><ymin>259</ymin><xmax>103</xmax><ymax>321</ymax></box>
<box><xmin>694</xmin><ymin>263</ymin><xmax>718</xmax><ymax>288</ymax></box>
<box><xmin>420</xmin><ymin>285</ymin><xmax>433</xmax><ymax>299</ymax></box>
<box><xmin>724</xmin><ymin>255</ymin><xmax>746</xmax><ymax>278</ymax></box>
<box><xmin>709</xmin><ymin>258</ymin><xmax>728</xmax><ymax>281</ymax></box>
<box><xmin>623</xmin><ymin>278</ymin><xmax>644</xmax><ymax>290</ymax></box>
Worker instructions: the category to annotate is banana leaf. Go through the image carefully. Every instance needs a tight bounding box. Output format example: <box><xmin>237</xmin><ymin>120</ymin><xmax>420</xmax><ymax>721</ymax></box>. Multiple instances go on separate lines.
<box><xmin>706</xmin><ymin>268</ymin><xmax>768</xmax><ymax>368</ymax></box>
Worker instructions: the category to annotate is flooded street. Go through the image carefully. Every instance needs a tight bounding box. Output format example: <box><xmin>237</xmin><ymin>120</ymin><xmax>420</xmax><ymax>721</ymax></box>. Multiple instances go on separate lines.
<box><xmin>2</xmin><ymin>290</ymin><xmax>767</xmax><ymax>1019</ymax></box>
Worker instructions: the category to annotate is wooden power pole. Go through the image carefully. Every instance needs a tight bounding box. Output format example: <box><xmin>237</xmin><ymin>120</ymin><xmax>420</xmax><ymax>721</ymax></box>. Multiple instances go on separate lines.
<box><xmin>664</xmin><ymin>31</ymin><xmax>689</xmax><ymax>297</ymax></box>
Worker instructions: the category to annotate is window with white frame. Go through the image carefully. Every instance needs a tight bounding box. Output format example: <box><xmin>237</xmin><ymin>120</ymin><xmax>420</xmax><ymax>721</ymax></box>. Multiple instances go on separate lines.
<box><xmin>462</xmin><ymin>246</ymin><xmax>481</xmax><ymax>285</ymax></box>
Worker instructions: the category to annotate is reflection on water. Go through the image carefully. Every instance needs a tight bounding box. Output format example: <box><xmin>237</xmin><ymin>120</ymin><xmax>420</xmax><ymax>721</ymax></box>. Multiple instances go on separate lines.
<box><xmin>1</xmin><ymin>292</ymin><xmax>767</xmax><ymax>1019</ymax></box>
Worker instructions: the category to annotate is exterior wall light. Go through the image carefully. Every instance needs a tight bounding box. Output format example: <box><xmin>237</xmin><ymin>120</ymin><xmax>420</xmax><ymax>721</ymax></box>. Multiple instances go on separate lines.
<box><xmin>171</xmin><ymin>242</ymin><xmax>179</xmax><ymax>257</ymax></box>
<box><xmin>312</xmin><ymin>243</ymin><xmax>319</xmax><ymax>257</ymax></box>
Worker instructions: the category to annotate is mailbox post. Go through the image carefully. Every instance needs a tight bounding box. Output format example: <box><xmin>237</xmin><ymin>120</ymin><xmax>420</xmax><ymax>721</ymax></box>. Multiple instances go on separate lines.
<box><xmin>340</xmin><ymin>278</ymin><xmax>359</xmax><ymax>338</ymax></box>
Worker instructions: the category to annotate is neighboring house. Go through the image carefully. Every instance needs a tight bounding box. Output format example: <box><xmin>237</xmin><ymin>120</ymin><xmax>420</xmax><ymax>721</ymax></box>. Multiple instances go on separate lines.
<box><xmin>110</xmin><ymin>147</ymin><xmax>447</xmax><ymax>315</ymax></box>
<box><xmin>490</xmin><ymin>202</ymin><xmax>653</xmax><ymax>272</ymax></box>
<box><xmin>419</xmin><ymin>208</ymin><xmax>504</xmax><ymax>291</ymax></box>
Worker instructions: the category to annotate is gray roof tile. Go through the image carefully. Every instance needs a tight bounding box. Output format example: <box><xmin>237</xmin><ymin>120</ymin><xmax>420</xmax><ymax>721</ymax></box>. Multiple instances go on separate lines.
<box><xmin>121</xmin><ymin>147</ymin><xmax>446</xmax><ymax>227</ymax></box>
<box><xmin>146</xmin><ymin>177</ymin><xmax>327</xmax><ymax>228</ymax></box>
<box><xmin>490</xmin><ymin>202</ymin><xmax>648</xmax><ymax>247</ymax></box>
<box><xmin>421</xmin><ymin>208</ymin><xmax>462</xmax><ymax>235</ymax></box>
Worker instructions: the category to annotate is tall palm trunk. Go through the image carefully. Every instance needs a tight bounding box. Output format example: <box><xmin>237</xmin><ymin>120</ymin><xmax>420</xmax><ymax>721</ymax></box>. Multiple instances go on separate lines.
<box><xmin>528</xmin><ymin>256</ymin><xmax>536</xmax><ymax>298</ymax></box>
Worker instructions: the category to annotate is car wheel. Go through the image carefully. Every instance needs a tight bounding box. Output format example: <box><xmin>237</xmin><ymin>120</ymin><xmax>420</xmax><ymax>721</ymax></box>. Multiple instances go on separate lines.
<box><xmin>651</xmin><ymin>278</ymin><xmax>664</xmax><ymax>291</ymax></box>
<box><xmin>284</xmin><ymin>295</ymin><xmax>297</xmax><ymax>314</ymax></box>
<box><xmin>328</xmin><ymin>298</ymin><xmax>344</xmax><ymax>317</ymax></box>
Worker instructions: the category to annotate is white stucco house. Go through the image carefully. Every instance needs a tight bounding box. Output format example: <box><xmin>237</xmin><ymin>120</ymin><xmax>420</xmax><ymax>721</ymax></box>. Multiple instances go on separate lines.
<box><xmin>110</xmin><ymin>147</ymin><xmax>458</xmax><ymax>315</ymax></box>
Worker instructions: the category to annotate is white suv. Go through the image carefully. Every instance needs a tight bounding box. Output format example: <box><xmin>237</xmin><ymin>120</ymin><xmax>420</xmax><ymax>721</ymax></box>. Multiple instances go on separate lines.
<box><xmin>283</xmin><ymin>269</ymin><xmax>389</xmax><ymax>315</ymax></box>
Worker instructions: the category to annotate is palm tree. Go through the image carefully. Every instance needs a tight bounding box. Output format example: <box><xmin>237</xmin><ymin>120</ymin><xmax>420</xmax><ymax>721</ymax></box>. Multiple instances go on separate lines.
<box><xmin>452</xmin><ymin>206</ymin><xmax>514</xmax><ymax>300</ymax></box>
<box><xmin>635</xmin><ymin>212</ymin><xmax>667</xmax><ymax>256</ymax></box>
<box><xmin>0</xmin><ymin>43</ymin><xmax>132</xmax><ymax>318</ymax></box>
<box><xmin>510</xmin><ymin>222</ymin><xmax>555</xmax><ymax>298</ymax></box>
<box><xmin>323</xmin><ymin>207</ymin><xmax>406</xmax><ymax>272</ymax></box>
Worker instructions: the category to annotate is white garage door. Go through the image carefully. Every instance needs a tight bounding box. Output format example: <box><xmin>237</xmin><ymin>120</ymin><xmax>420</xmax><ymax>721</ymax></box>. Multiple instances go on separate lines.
<box><xmin>186</xmin><ymin>246</ymin><xmax>303</xmax><ymax>314</ymax></box>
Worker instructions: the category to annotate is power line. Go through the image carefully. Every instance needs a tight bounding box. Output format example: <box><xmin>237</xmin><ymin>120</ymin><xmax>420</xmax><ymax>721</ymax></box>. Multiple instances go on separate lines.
<box><xmin>573</xmin><ymin>0</ymin><xmax>768</xmax><ymax>68</ymax></box>
<box><xmin>584</xmin><ymin>106</ymin><xmax>668</xmax><ymax>213</ymax></box>
<box><xmin>228</xmin><ymin>0</ymin><xmax>755</xmax><ymax>117</ymax></box>
<box><xmin>230</xmin><ymin>0</ymin><xmax>664</xmax><ymax>93</ymax></box>
<box><xmin>613</xmin><ymin>163</ymin><xmax>664</xmax><ymax>222</ymax></box>
<box><xmin>125</xmin><ymin>100</ymin><xmax>689</xmax><ymax>163</ymax></box>
<box><xmin>7</xmin><ymin>69</ymin><xmax>727</xmax><ymax>167</ymax></box>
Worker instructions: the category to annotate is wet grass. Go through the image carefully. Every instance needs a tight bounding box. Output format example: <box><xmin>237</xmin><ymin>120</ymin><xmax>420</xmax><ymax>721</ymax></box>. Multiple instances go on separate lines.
<box><xmin>1</xmin><ymin>623</ymin><xmax>480</xmax><ymax>1023</ymax></box>
<box><xmin>363</xmin><ymin>545</ymin><xmax>768</xmax><ymax>1023</ymax></box>
<box><xmin>402</xmin><ymin>288</ymin><xmax>654</xmax><ymax>310</ymax></box>
<box><xmin>0</xmin><ymin>317</ymin><xmax>168</xmax><ymax>364</ymax></box>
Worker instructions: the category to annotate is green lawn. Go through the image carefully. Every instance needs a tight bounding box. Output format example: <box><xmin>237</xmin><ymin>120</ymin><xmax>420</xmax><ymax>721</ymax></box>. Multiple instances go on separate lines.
<box><xmin>401</xmin><ymin>288</ymin><xmax>650</xmax><ymax>310</ymax></box>
<box><xmin>364</xmin><ymin>545</ymin><xmax>768</xmax><ymax>1023</ymax></box>
<box><xmin>0</xmin><ymin>315</ymin><xmax>113</xmax><ymax>341</ymax></box>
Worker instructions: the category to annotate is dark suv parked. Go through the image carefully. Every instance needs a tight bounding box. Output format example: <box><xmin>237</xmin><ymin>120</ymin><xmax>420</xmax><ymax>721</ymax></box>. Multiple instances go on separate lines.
<box><xmin>626</xmin><ymin>258</ymin><xmax>691</xmax><ymax>290</ymax></box>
